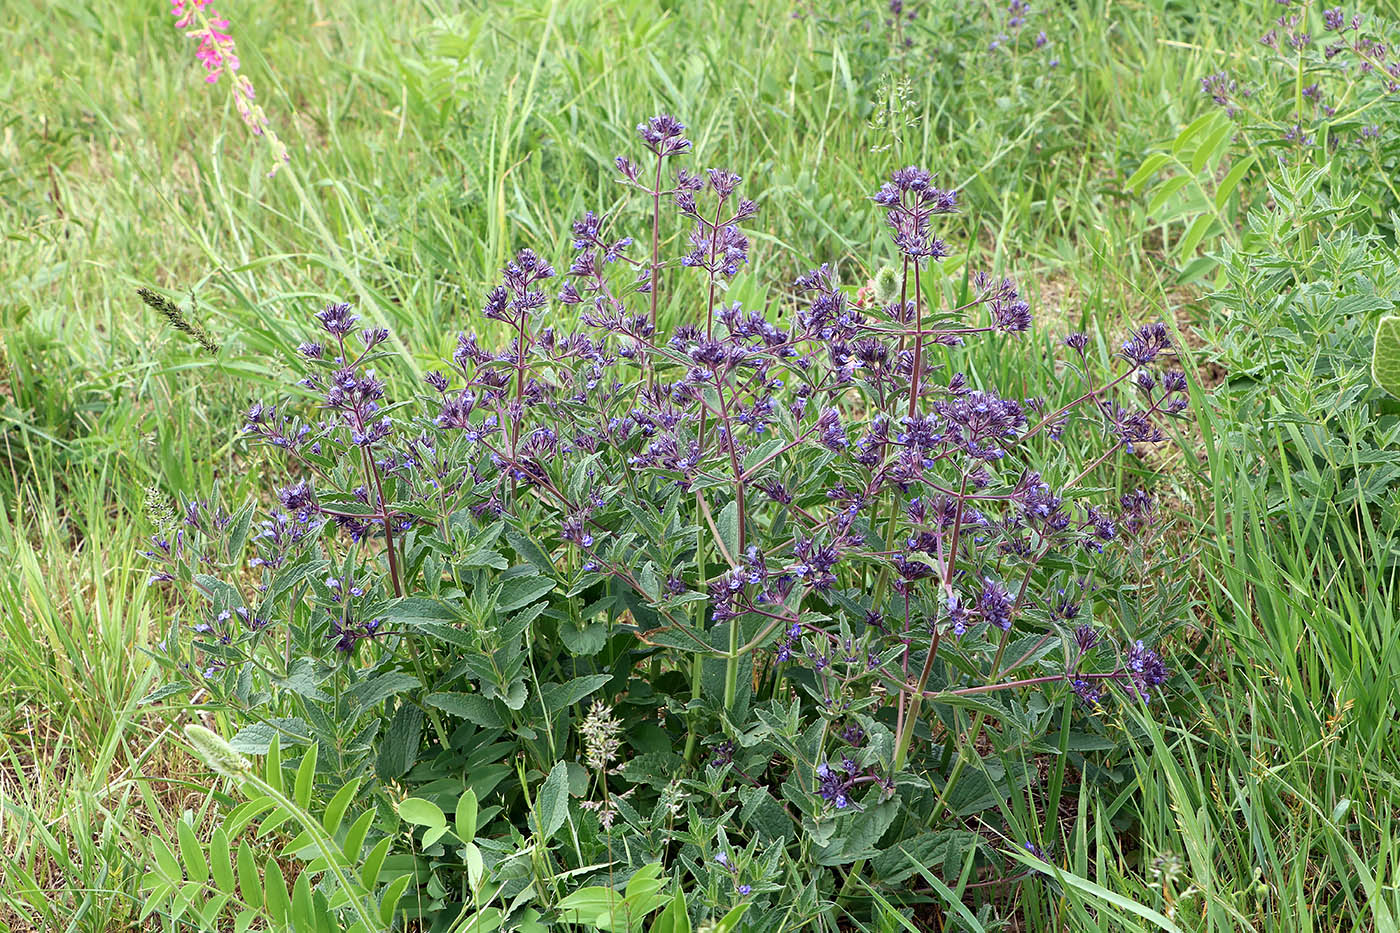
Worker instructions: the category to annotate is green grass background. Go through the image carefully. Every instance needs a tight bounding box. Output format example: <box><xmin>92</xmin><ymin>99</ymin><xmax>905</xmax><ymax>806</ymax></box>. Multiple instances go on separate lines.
<box><xmin>2</xmin><ymin>0</ymin><xmax>1398</xmax><ymax>929</ymax></box>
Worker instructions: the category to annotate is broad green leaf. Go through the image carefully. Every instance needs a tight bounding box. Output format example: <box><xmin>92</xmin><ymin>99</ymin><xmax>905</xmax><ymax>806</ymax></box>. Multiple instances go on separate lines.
<box><xmin>1172</xmin><ymin>111</ymin><xmax>1218</xmax><ymax>156</ymax></box>
<box><xmin>1125</xmin><ymin>151</ymin><xmax>1170</xmax><ymax>192</ymax></box>
<box><xmin>176</xmin><ymin>820</ymin><xmax>208</xmax><ymax>885</ymax></box>
<box><xmin>266</xmin><ymin>736</ymin><xmax>283</xmax><ymax>791</ymax></box>
<box><xmin>210</xmin><ymin>828</ymin><xmax>235</xmax><ymax>894</ymax></box>
<box><xmin>152</xmin><ymin>837</ymin><xmax>181</xmax><ymax>882</ymax></box>
<box><xmin>344</xmin><ymin>809</ymin><xmax>376</xmax><ymax>860</ymax></box>
<box><xmin>465</xmin><ymin>841</ymin><xmax>485</xmax><ymax>891</ymax></box>
<box><xmin>379</xmin><ymin>873</ymin><xmax>414</xmax><ymax>925</ymax></box>
<box><xmin>649</xmin><ymin>889</ymin><xmax>690</xmax><ymax>933</ymax></box>
<box><xmin>713</xmin><ymin>903</ymin><xmax>750</xmax><ymax>933</ymax></box>
<box><xmin>1178</xmin><ymin>213</ymin><xmax>1218</xmax><ymax>260</ymax></box>
<box><xmin>1373</xmin><ymin>316</ymin><xmax>1400</xmax><ymax>398</ymax></box>
<box><xmin>427</xmin><ymin>691</ymin><xmax>503</xmax><ymax>727</ymax></box>
<box><xmin>496</xmin><ymin>575</ymin><xmax>556</xmax><ymax>613</ymax></box>
<box><xmin>291</xmin><ymin>871</ymin><xmax>315</xmax><ymax>933</ymax></box>
<box><xmin>534</xmin><ymin>761</ymin><xmax>570</xmax><ymax>838</ymax></box>
<box><xmin>294</xmin><ymin>744</ymin><xmax>318</xmax><ymax>809</ymax></box>
<box><xmin>236</xmin><ymin>840</ymin><xmax>262</xmax><ymax>907</ymax></box>
<box><xmin>398</xmin><ymin>797</ymin><xmax>446</xmax><ymax>829</ymax></box>
<box><xmin>1176</xmin><ymin>254</ymin><xmax>1218</xmax><ymax>285</ymax></box>
<box><xmin>456</xmin><ymin>789</ymin><xmax>479</xmax><ymax>842</ymax></box>
<box><xmin>1213</xmin><ymin>154</ymin><xmax>1257</xmax><ymax>210</ymax></box>
<box><xmin>361</xmin><ymin>835</ymin><xmax>393</xmax><ymax>887</ymax></box>
<box><xmin>1191</xmin><ymin>120</ymin><xmax>1232</xmax><ymax>174</ymax></box>
<box><xmin>264</xmin><ymin>858</ymin><xmax>290</xmax><ymax>923</ymax></box>
<box><xmin>540</xmin><ymin>674</ymin><xmax>612</xmax><ymax>715</ymax></box>
<box><xmin>322</xmin><ymin>779</ymin><xmax>361</xmax><ymax>834</ymax></box>
<box><xmin>1146</xmin><ymin>175</ymin><xmax>1190</xmax><ymax>217</ymax></box>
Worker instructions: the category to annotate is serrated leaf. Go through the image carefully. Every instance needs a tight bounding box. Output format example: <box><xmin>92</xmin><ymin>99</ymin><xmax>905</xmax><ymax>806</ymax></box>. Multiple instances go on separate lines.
<box><xmin>540</xmin><ymin>674</ymin><xmax>612</xmax><ymax>715</ymax></box>
<box><xmin>815</xmin><ymin>799</ymin><xmax>898</xmax><ymax>865</ymax></box>
<box><xmin>871</xmin><ymin>829</ymin><xmax>991</xmax><ymax>883</ymax></box>
<box><xmin>275</xmin><ymin>658</ymin><xmax>331</xmax><ymax>702</ymax></box>
<box><xmin>426</xmin><ymin>691</ymin><xmax>503</xmax><ymax>727</ymax></box>
<box><xmin>376</xmin><ymin>702</ymin><xmax>423</xmax><ymax>780</ymax></box>
<box><xmin>496</xmin><ymin>575</ymin><xmax>555</xmax><ymax>613</ymax></box>
<box><xmin>534</xmin><ymin>761</ymin><xmax>570</xmax><ymax>838</ymax></box>
<box><xmin>505</xmin><ymin>526</ymin><xmax>556</xmax><ymax>574</ymax></box>
<box><xmin>717</xmin><ymin>500</ymin><xmax>740</xmax><ymax>562</ymax></box>
<box><xmin>384</xmin><ymin>597</ymin><xmax>460</xmax><ymax>624</ymax></box>
<box><xmin>139</xmin><ymin>682</ymin><xmax>190</xmax><ymax>706</ymax></box>
<box><xmin>639</xmin><ymin>562</ymin><xmax>661</xmax><ymax>602</ymax></box>
<box><xmin>348</xmin><ymin>672</ymin><xmax>421</xmax><ymax>711</ymax></box>
<box><xmin>229</xmin><ymin>718</ymin><xmax>309</xmax><ymax>754</ymax></box>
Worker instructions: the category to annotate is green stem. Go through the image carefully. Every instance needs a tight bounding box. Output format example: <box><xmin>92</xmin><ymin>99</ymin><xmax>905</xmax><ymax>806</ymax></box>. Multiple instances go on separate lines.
<box><xmin>723</xmin><ymin>614</ymin><xmax>740</xmax><ymax>712</ymax></box>
<box><xmin>684</xmin><ymin>473</ymin><xmax>709</xmax><ymax>767</ymax></box>
<box><xmin>926</xmin><ymin>629</ymin><xmax>1012</xmax><ymax>826</ymax></box>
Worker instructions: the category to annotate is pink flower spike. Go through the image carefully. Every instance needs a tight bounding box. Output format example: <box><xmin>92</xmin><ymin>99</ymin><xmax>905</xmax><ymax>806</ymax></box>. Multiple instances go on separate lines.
<box><xmin>168</xmin><ymin>0</ymin><xmax>289</xmax><ymax>175</ymax></box>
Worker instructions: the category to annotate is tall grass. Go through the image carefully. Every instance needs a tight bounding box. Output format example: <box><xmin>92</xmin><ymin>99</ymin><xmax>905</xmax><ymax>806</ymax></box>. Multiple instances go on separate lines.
<box><xmin>2</xmin><ymin>0</ymin><xmax>1397</xmax><ymax>929</ymax></box>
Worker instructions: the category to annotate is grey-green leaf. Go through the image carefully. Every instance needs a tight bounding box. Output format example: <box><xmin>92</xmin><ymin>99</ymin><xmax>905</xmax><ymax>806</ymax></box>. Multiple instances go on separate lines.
<box><xmin>534</xmin><ymin>761</ymin><xmax>570</xmax><ymax>838</ymax></box>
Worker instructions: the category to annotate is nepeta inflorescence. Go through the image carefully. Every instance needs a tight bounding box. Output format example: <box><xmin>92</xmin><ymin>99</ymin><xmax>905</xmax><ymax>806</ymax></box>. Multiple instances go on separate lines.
<box><xmin>170</xmin><ymin>0</ymin><xmax>290</xmax><ymax>174</ymax></box>
<box><xmin>155</xmin><ymin>113</ymin><xmax>1186</xmax><ymax>813</ymax></box>
<box><xmin>1201</xmin><ymin>2</ymin><xmax>1399</xmax><ymax>155</ymax></box>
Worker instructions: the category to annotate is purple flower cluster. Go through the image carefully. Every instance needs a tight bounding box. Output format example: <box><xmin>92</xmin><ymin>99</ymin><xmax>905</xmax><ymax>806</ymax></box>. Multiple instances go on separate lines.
<box><xmin>150</xmin><ymin>111</ymin><xmax>1188</xmax><ymax>791</ymax></box>
<box><xmin>873</xmin><ymin>166</ymin><xmax>957</xmax><ymax>262</ymax></box>
<box><xmin>1204</xmin><ymin>6</ymin><xmax>1399</xmax><ymax>154</ymax></box>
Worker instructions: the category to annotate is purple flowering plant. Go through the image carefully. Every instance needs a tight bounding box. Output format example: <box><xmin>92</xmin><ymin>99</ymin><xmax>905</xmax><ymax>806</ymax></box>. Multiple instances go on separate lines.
<box><xmin>148</xmin><ymin>114</ymin><xmax>1190</xmax><ymax>918</ymax></box>
<box><xmin>1134</xmin><ymin>2</ymin><xmax>1400</xmax><ymax>276</ymax></box>
<box><xmin>1204</xmin><ymin>2</ymin><xmax>1399</xmax><ymax>153</ymax></box>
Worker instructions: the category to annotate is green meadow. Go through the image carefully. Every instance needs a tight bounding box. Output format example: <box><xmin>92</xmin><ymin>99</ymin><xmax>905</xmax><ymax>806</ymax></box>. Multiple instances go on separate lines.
<box><xmin>3</xmin><ymin>0</ymin><xmax>1399</xmax><ymax>930</ymax></box>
